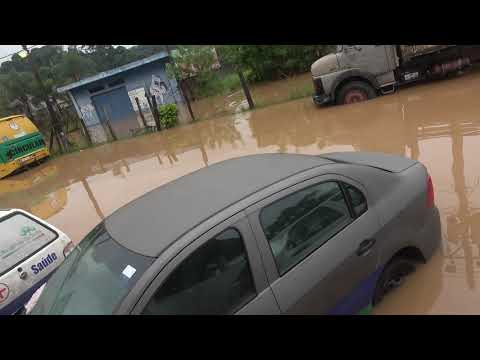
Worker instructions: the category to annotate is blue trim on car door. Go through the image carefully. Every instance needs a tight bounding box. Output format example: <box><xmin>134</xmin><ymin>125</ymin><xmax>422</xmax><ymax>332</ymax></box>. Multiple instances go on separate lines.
<box><xmin>0</xmin><ymin>273</ymin><xmax>53</xmax><ymax>315</ymax></box>
<box><xmin>328</xmin><ymin>266</ymin><xmax>384</xmax><ymax>315</ymax></box>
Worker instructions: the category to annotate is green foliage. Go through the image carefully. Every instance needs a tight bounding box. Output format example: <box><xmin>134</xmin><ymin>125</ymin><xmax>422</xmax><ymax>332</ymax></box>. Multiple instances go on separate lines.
<box><xmin>194</xmin><ymin>72</ymin><xmax>241</xmax><ymax>98</ymax></box>
<box><xmin>0</xmin><ymin>71</ymin><xmax>34</xmax><ymax>103</ymax></box>
<box><xmin>76</xmin><ymin>45</ymin><xmax>137</xmax><ymax>72</ymax></box>
<box><xmin>217</xmin><ymin>45</ymin><xmax>334</xmax><ymax>82</ymax></box>
<box><xmin>0</xmin><ymin>53</ymin><xmax>29</xmax><ymax>75</ymax></box>
<box><xmin>169</xmin><ymin>45</ymin><xmax>332</xmax><ymax>99</ymax></box>
<box><xmin>54</xmin><ymin>50</ymin><xmax>98</xmax><ymax>82</ymax></box>
<box><xmin>166</xmin><ymin>45</ymin><xmax>217</xmax><ymax>83</ymax></box>
<box><xmin>30</xmin><ymin>46</ymin><xmax>64</xmax><ymax>68</ymax></box>
<box><xmin>158</xmin><ymin>103</ymin><xmax>178</xmax><ymax>129</ymax></box>
<box><xmin>0</xmin><ymin>85</ymin><xmax>10</xmax><ymax>117</ymax></box>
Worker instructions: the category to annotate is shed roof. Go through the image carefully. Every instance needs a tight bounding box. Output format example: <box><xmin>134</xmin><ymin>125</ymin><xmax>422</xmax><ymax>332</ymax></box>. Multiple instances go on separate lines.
<box><xmin>105</xmin><ymin>154</ymin><xmax>334</xmax><ymax>256</ymax></box>
<box><xmin>56</xmin><ymin>51</ymin><xmax>169</xmax><ymax>93</ymax></box>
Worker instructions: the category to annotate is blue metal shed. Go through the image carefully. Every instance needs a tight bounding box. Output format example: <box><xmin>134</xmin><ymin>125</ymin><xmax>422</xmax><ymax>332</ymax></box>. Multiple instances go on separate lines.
<box><xmin>58</xmin><ymin>52</ymin><xmax>183</xmax><ymax>144</ymax></box>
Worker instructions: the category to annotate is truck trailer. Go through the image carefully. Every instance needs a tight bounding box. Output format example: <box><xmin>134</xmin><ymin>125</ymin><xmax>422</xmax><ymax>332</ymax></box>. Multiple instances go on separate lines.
<box><xmin>311</xmin><ymin>45</ymin><xmax>480</xmax><ymax>106</ymax></box>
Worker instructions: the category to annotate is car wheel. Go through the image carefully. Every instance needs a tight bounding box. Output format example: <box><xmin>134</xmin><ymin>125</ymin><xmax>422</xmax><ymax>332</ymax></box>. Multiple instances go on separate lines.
<box><xmin>336</xmin><ymin>81</ymin><xmax>377</xmax><ymax>105</ymax></box>
<box><xmin>372</xmin><ymin>257</ymin><xmax>417</xmax><ymax>306</ymax></box>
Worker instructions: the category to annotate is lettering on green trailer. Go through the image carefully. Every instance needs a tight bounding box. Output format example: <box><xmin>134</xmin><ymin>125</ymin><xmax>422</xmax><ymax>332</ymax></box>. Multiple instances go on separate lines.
<box><xmin>6</xmin><ymin>138</ymin><xmax>45</xmax><ymax>159</ymax></box>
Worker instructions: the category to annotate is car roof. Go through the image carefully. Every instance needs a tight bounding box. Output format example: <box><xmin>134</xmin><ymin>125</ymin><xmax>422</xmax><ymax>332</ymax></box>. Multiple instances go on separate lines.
<box><xmin>105</xmin><ymin>153</ymin><xmax>333</xmax><ymax>257</ymax></box>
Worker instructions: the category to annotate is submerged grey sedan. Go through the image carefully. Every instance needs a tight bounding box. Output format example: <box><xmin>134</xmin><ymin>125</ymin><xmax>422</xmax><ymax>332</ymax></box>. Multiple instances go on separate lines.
<box><xmin>30</xmin><ymin>152</ymin><xmax>440</xmax><ymax>315</ymax></box>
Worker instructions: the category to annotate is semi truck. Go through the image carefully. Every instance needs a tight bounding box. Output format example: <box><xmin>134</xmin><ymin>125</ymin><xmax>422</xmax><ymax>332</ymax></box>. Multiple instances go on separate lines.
<box><xmin>311</xmin><ymin>45</ymin><xmax>480</xmax><ymax>106</ymax></box>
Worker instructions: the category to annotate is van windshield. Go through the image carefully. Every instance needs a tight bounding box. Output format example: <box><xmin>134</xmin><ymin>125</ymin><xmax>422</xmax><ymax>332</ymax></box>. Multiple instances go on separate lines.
<box><xmin>30</xmin><ymin>223</ymin><xmax>155</xmax><ymax>315</ymax></box>
<box><xmin>0</xmin><ymin>213</ymin><xmax>57</xmax><ymax>276</ymax></box>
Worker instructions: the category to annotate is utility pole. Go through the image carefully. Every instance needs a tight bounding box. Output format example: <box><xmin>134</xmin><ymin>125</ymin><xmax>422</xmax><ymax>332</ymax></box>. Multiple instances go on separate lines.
<box><xmin>21</xmin><ymin>45</ymin><xmax>69</xmax><ymax>153</ymax></box>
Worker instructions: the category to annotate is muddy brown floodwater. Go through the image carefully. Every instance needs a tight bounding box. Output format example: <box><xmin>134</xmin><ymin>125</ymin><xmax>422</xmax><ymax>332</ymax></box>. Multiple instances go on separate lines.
<box><xmin>3</xmin><ymin>69</ymin><xmax>480</xmax><ymax>314</ymax></box>
<box><xmin>191</xmin><ymin>73</ymin><xmax>313</xmax><ymax>120</ymax></box>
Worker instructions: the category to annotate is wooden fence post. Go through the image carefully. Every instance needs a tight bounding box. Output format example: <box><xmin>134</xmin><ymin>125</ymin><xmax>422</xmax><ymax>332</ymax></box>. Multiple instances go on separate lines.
<box><xmin>238</xmin><ymin>70</ymin><xmax>254</xmax><ymax>109</ymax></box>
<box><xmin>135</xmin><ymin>97</ymin><xmax>148</xmax><ymax>128</ymax></box>
<box><xmin>151</xmin><ymin>95</ymin><xmax>162</xmax><ymax>131</ymax></box>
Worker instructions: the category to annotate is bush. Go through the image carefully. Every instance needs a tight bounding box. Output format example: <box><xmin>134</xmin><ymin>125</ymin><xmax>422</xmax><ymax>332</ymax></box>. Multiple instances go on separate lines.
<box><xmin>193</xmin><ymin>72</ymin><xmax>241</xmax><ymax>98</ymax></box>
<box><xmin>158</xmin><ymin>103</ymin><xmax>178</xmax><ymax>129</ymax></box>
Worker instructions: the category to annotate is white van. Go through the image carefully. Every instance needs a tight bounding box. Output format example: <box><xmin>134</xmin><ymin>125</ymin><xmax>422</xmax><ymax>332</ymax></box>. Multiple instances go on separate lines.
<box><xmin>0</xmin><ymin>209</ymin><xmax>73</xmax><ymax>315</ymax></box>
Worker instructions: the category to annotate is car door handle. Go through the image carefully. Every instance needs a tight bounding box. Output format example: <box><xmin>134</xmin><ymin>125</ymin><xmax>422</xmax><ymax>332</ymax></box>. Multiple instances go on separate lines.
<box><xmin>356</xmin><ymin>238</ymin><xmax>376</xmax><ymax>256</ymax></box>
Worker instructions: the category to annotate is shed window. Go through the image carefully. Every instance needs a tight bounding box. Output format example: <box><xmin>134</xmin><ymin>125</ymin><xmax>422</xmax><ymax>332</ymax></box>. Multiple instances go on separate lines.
<box><xmin>88</xmin><ymin>85</ymin><xmax>105</xmax><ymax>94</ymax></box>
<box><xmin>108</xmin><ymin>79</ymin><xmax>125</xmax><ymax>87</ymax></box>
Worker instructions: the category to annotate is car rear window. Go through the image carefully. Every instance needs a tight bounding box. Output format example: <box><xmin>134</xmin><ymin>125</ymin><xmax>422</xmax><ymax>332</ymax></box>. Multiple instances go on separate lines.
<box><xmin>0</xmin><ymin>213</ymin><xmax>57</xmax><ymax>276</ymax></box>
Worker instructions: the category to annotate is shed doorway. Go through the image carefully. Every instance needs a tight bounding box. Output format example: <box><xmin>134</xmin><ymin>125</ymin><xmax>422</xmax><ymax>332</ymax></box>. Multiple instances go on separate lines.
<box><xmin>92</xmin><ymin>87</ymin><xmax>139</xmax><ymax>139</ymax></box>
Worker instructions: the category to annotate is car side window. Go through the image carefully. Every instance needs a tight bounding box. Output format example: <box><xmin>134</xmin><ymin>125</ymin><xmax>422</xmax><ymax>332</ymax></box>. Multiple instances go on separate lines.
<box><xmin>259</xmin><ymin>182</ymin><xmax>352</xmax><ymax>275</ymax></box>
<box><xmin>343</xmin><ymin>183</ymin><xmax>367</xmax><ymax>217</ymax></box>
<box><xmin>142</xmin><ymin>228</ymin><xmax>256</xmax><ymax>315</ymax></box>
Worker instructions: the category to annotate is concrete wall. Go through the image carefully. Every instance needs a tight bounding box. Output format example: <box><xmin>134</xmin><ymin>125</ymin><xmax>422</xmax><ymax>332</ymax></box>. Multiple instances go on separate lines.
<box><xmin>68</xmin><ymin>59</ymin><xmax>183</xmax><ymax>144</ymax></box>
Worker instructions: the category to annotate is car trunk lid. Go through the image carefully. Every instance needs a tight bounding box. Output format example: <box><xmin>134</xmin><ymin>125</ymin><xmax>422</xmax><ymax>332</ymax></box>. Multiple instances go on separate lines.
<box><xmin>0</xmin><ymin>211</ymin><xmax>67</xmax><ymax>315</ymax></box>
<box><xmin>319</xmin><ymin>152</ymin><xmax>417</xmax><ymax>173</ymax></box>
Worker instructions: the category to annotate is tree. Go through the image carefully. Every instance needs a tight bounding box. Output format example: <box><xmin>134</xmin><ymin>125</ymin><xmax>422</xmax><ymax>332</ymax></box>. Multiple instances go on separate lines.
<box><xmin>217</xmin><ymin>45</ymin><xmax>333</xmax><ymax>81</ymax></box>
<box><xmin>166</xmin><ymin>45</ymin><xmax>218</xmax><ymax>84</ymax></box>
<box><xmin>0</xmin><ymin>53</ymin><xmax>30</xmax><ymax>75</ymax></box>
<box><xmin>29</xmin><ymin>46</ymin><xmax>64</xmax><ymax>68</ymax></box>
<box><xmin>76</xmin><ymin>45</ymin><xmax>137</xmax><ymax>72</ymax></box>
<box><xmin>0</xmin><ymin>71</ymin><xmax>36</xmax><ymax>120</ymax></box>
<box><xmin>54</xmin><ymin>50</ymin><xmax>98</xmax><ymax>82</ymax></box>
<box><xmin>0</xmin><ymin>85</ymin><xmax>11</xmax><ymax>117</ymax></box>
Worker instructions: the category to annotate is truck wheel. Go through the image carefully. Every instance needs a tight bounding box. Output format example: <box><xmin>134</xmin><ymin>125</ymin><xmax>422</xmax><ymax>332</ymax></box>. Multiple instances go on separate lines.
<box><xmin>336</xmin><ymin>81</ymin><xmax>376</xmax><ymax>105</ymax></box>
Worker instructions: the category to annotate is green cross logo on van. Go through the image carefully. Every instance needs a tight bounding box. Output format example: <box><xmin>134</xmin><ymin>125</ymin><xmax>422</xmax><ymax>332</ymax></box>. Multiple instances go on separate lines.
<box><xmin>20</xmin><ymin>225</ymin><xmax>36</xmax><ymax>237</ymax></box>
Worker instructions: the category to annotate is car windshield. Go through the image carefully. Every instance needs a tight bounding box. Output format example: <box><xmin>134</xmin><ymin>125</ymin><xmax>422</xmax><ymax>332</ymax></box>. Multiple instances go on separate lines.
<box><xmin>0</xmin><ymin>213</ymin><xmax>57</xmax><ymax>276</ymax></box>
<box><xmin>30</xmin><ymin>223</ymin><xmax>155</xmax><ymax>315</ymax></box>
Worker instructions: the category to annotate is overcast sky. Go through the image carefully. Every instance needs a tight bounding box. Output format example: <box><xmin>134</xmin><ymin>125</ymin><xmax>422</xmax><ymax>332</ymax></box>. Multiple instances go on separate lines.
<box><xmin>0</xmin><ymin>45</ymin><xmax>134</xmax><ymax>64</ymax></box>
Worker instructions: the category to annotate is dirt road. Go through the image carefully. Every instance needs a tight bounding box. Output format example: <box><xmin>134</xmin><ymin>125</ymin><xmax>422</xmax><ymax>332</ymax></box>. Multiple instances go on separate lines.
<box><xmin>2</xmin><ymin>70</ymin><xmax>480</xmax><ymax>314</ymax></box>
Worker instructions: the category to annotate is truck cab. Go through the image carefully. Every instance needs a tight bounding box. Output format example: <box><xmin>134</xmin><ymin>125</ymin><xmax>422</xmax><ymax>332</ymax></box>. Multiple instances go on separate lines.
<box><xmin>311</xmin><ymin>45</ymin><xmax>399</xmax><ymax>106</ymax></box>
<box><xmin>312</xmin><ymin>44</ymin><xmax>477</xmax><ymax>106</ymax></box>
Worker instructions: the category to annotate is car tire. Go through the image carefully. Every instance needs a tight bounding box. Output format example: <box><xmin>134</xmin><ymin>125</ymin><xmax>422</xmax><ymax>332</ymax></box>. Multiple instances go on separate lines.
<box><xmin>372</xmin><ymin>257</ymin><xmax>417</xmax><ymax>306</ymax></box>
<box><xmin>336</xmin><ymin>81</ymin><xmax>377</xmax><ymax>105</ymax></box>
